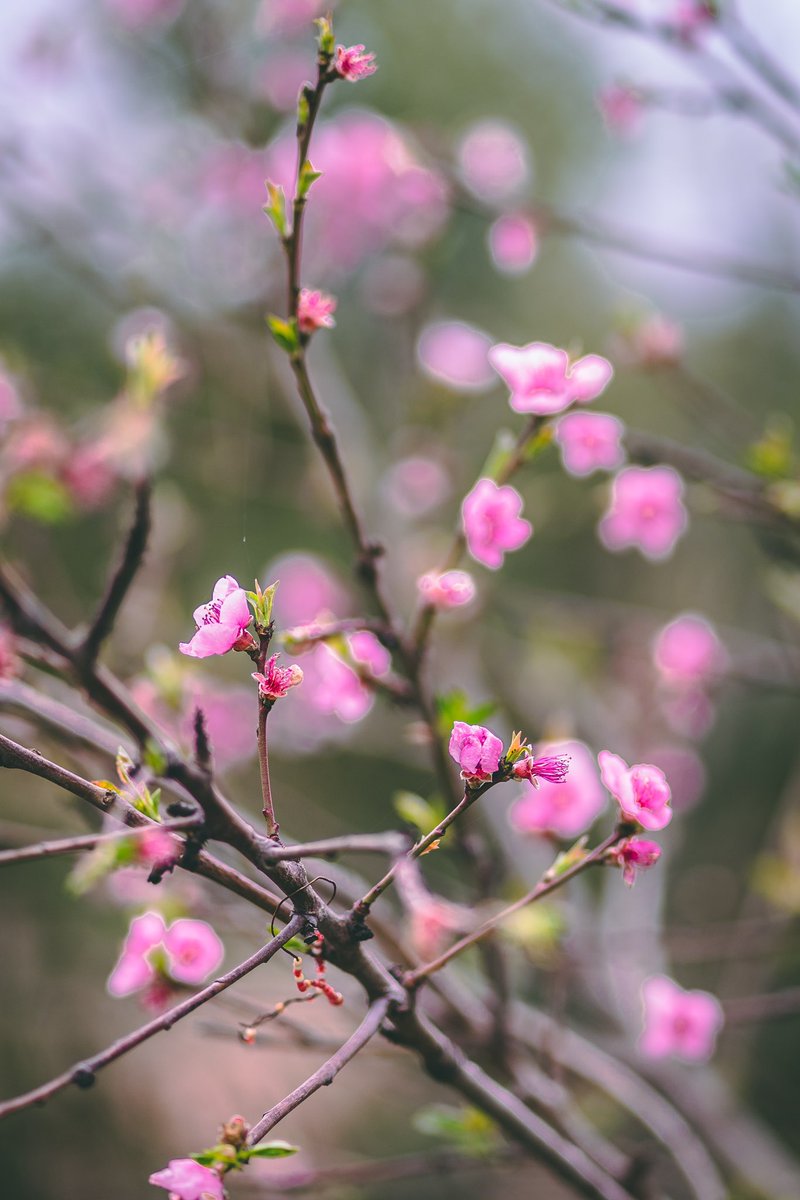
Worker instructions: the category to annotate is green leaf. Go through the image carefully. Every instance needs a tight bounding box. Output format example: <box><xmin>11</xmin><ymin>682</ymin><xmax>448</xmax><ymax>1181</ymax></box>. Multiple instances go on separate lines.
<box><xmin>434</xmin><ymin>689</ymin><xmax>496</xmax><ymax>737</ymax></box>
<box><xmin>143</xmin><ymin>740</ymin><xmax>168</xmax><ymax>777</ymax></box>
<box><xmin>263</xmin><ymin>181</ymin><xmax>288</xmax><ymax>238</ymax></box>
<box><xmin>314</xmin><ymin>16</ymin><xmax>335</xmax><ymax>58</ymax></box>
<box><xmin>266</xmin><ymin>315</ymin><xmax>299</xmax><ymax>355</ymax></box>
<box><xmin>298</xmin><ymin>160</ymin><xmax>323</xmax><ymax>199</ymax></box>
<box><xmin>413</xmin><ymin>1104</ymin><xmax>499</xmax><ymax>1157</ymax></box>
<box><xmin>393</xmin><ymin>791</ymin><xmax>443</xmax><ymax>835</ymax></box>
<box><xmin>6</xmin><ymin>472</ymin><xmax>73</xmax><ymax>523</ymax></box>
<box><xmin>243</xmin><ymin>1142</ymin><xmax>299</xmax><ymax>1160</ymax></box>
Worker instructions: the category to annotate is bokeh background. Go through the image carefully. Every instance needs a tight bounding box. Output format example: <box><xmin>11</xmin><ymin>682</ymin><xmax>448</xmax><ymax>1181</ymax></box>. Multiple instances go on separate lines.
<box><xmin>2</xmin><ymin>1</ymin><xmax>800</xmax><ymax>1197</ymax></box>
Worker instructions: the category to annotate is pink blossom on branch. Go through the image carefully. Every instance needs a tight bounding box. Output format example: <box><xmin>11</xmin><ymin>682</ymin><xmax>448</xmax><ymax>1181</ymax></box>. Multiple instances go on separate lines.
<box><xmin>252</xmin><ymin>654</ymin><xmax>304</xmax><ymax>702</ymax></box>
<box><xmin>489</xmin><ymin>341</ymin><xmax>613</xmax><ymax>415</ymax></box>
<box><xmin>149</xmin><ymin>1158</ymin><xmax>225</xmax><ymax>1200</ymax></box>
<box><xmin>449</xmin><ymin>721</ymin><xmax>504</xmax><ymax>785</ymax></box>
<box><xmin>488</xmin><ymin>213</ymin><xmax>539</xmax><ymax>275</ymax></box>
<box><xmin>107</xmin><ymin>912</ymin><xmax>224</xmax><ymax>998</ymax></box>
<box><xmin>297</xmin><ymin>288</ymin><xmax>337</xmax><ymax>334</ymax></box>
<box><xmin>162</xmin><ymin>919</ymin><xmax>225</xmax><ymax>985</ymax></box>
<box><xmin>555</xmin><ymin>411</ymin><xmax>626</xmax><ymax>477</ymax></box>
<box><xmin>510</xmin><ymin>739</ymin><xmax>606</xmax><ymax>839</ymax></box>
<box><xmin>179</xmin><ymin>576</ymin><xmax>255</xmax><ymax>659</ymax></box>
<box><xmin>598</xmin><ymin>751</ymin><xmax>672</xmax><ymax>831</ymax></box>
<box><xmin>512</xmin><ymin>752</ymin><xmax>571</xmax><ymax>785</ymax></box>
<box><xmin>653</xmin><ymin>613</ymin><xmax>727</xmax><ymax>687</ymax></box>
<box><xmin>334</xmin><ymin>44</ymin><xmax>378</xmax><ymax>83</ymax></box>
<box><xmin>107</xmin><ymin>911</ymin><xmax>167</xmax><ymax>997</ymax></box>
<box><xmin>599</xmin><ymin>466</ymin><xmax>688</xmax><ymax>560</ymax></box>
<box><xmin>417</xmin><ymin>570</ymin><xmax>476</xmax><ymax>609</ymax></box>
<box><xmin>462</xmin><ymin>478</ymin><xmax>532</xmax><ymax>569</ymax></box>
<box><xmin>608</xmin><ymin>837</ymin><xmax>662</xmax><ymax>886</ymax></box>
<box><xmin>640</xmin><ymin>975</ymin><xmax>724</xmax><ymax>1062</ymax></box>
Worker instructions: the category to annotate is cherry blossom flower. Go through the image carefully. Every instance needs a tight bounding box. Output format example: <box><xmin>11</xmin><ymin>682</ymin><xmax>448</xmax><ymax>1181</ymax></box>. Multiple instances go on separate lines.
<box><xmin>510</xmin><ymin>740</ymin><xmax>606</xmax><ymax>839</ymax></box>
<box><xmin>417</xmin><ymin>322</ymin><xmax>495</xmax><ymax>393</ymax></box>
<box><xmin>640</xmin><ymin>975</ymin><xmax>724</xmax><ymax>1062</ymax></box>
<box><xmin>417</xmin><ymin>570</ymin><xmax>476</xmax><ymax>609</ymax></box>
<box><xmin>107</xmin><ymin>911</ymin><xmax>167</xmax><ymax>997</ymax></box>
<box><xmin>457</xmin><ymin>121</ymin><xmax>531</xmax><ymax>202</ymax></box>
<box><xmin>252</xmin><ymin>655</ymin><xmax>304</xmax><ymax>702</ymax></box>
<box><xmin>334</xmin><ymin>44</ymin><xmax>377</xmax><ymax>83</ymax></box>
<box><xmin>598</xmin><ymin>84</ymin><xmax>643</xmax><ymax>136</ymax></box>
<box><xmin>149</xmin><ymin>1158</ymin><xmax>225</xmax><ymax>1200</ymax></box>
<box><xmin>162</xmin><ymin>919</ymin><xmax>224</xmax><ymax>985</ymax></box>
<box><xmin>179</xmin><ymin>576</ymin><xmax>254</xmax><ymax>659</ymax></box>
<box><xmin>462</xmin><ymin>478</ymin><xmax>532</xmax><ymax>569</ymax></box>
<box><xmin>489</xmin><ymin>341</ymin><xmax>613</xmax><ymax>415</ymax></box>
<box><xmin>599</xmin><ymin>466</ymin><xmax>688</xmax><ymax>560</ymax></box>
<box><xmin>555</xmin><ymin>412</ymin><xmax>626</xmax><ymax>477</ymax></box>
<box><xmin>349</xmin><ymin>630</ymin><xmax>391</xmax><ymax>677</ymax></box>
<box><xmin>449</xmin><ymin>721</ymin><xmax>504</xmax><ymax>784</ymax></box>
<box><xmin>598</xmin><ymin>751</ymin><xmax>672</xmax><ymax>830</ymax></box>
<box><xmin>488</xmin><ymin>213</ymin><xmax>539</xmax><ymax>274</ymax></box>
<box><xmin>306</xmin><ymin>643</ymin><xmax>373</xmax><ymax>723</ymax></box>
<box><xmin>609</xmin><ymin>837</ymin><xmax>662</xmax><ymax>886</ymax></box>
<box><xmin>513</xmin><ymin>752</ymin><xmax>571</xmax><ymax>785</ymax></box>
<box><xmin>297</xmin><ymin>288</ymin><xmax>337</xmax><ymax>334</ymax></box>
<box><xmin>653</xmin><ymin>614</ymin><xmax>727</xmax><ymax>687</ymax></box>
<box><xmin>136</xmin><ymin>828</ymin><xmax>182</xmax><ymax>870</ymax></box>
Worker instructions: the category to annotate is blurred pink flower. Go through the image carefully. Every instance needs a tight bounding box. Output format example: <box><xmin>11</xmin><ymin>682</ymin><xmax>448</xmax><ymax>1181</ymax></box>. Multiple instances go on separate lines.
<box><xmin>62</xmin><ymin>440</ymin><xmax>119</xmax><ymax>510</ymax></box>
<box><xmin>653</xmin><ymin>614</ymin><xmax>727</xmax><ymax>686</ymax></box>
<box><xmin>334</xmin><ymin>44</ymin><xmax>378</xmax><ymax>83</ymax></box>
<box><xmin>599</xmin><ymin>751</ymin><xmax>672</xmax><ymax>830</ymax></box>
<box><xmin>555</xmin><ymin>411</ymin><xmax>626</xmax><ymax>477</ymax></box>
<box><xmin>252</xmin><ymin>654</ymin><xmax>304</xmax><ymax>701</ymax></box>
<box><xmin>489</xmin><ymin>341</ymin><xmax>613</xmax><ymax>415</ymax></box>
<box><xmin>609</xmin><ymin>837</ymin><xmax>661</xmax><ymax>886</ymax></box>
<box><xmin>462</xmin><ymin>478</ymin><xmax>532</xmax><ymax>569</ymax></box>
<box><xmin>107</xmin><ymin>911</ymin><xmax>167</xmax><ymax>997</ymax></box>
<box><xmin>349</xmin><ymin>630</ymin><xmax>391</xmax><ymax>677</ymax></box>
<box><xmin>417</xmin><ymin>570</ymin><xmax>476</xmax><ymax>609</ymax></box>
<box><xmin>162</xmin><ymin>919</ymin><xmax>224</xmax><ymax>985</ymax></box>
<box><xmin>599</xmin><ymin>466</ymin><xmax>688</xmax><ymax>560</ymax></box>
<box><xmin>598</xmin><ymin>83</ymin><xmax>643</xmax><ymax>136</ymax></box>
<box><xmin>510</xmin><ymin>740</ymin><xmax>606</xmax><ymax>838</ymax></box>
<box><xmin>306</xmin><ymin>643</ymin><xmax>373</xmax><ymax>723</ymax></box>
<box><xmin>149</xmin><ymin>1158</ymin><xmax>224</xmax><ymax>1200</ymax></box>
<box><xmin>106</xmin><ymin>0</ymin><xmax>185</xmax><ymax>28</ymax></box>
<box><xmin>457</xmin><ymin>121</ymin><xmax>531</xmax><ymax>202</ymax></box>
<box><xmin>640</xmin><ymin>975</ymin><xmax>723</xmax><ymax>1061</ymax></box>
<box><xmin>417</xmin><ymin>322</ymin><xmax>495</xmax><ymax>392</ymax></box>
<box><xmin>394</xmin><ymin>860</ymin><xmax>468</xmax><ymax>961</ymax></box>
<box><xmin>449</xmin><ymin>721</ymin><xmax>504</xmax><ymax>784</ymax></box>
<box><xmin>5</xmin><ymin>416</ymin><xmax>68</xmax><ymax>472</ymax></box>
<box><xmin>137</xmin><ymin>828</ymin><xmax>181</xmax><ymax>870</ymax></box>
<box><xmin>618</xmin><ymin>314</ymin><xmax>684</xmax><ymax>368</ymax></box>
<box><xmin>646</xmin><ymin>744</ymin><xmax>706</xmax><ymax>810</ymax></box>
<box><xmin>670</xmin><ymin>0</ymin><xmax>716</xmax><ymax>42</ymax></box>
<box><xmin>0</xmin><ymin>625</ymin><xmax>21</xmax><ymax>681</ymax></box>
<box><xmin>180</xmin><ymin>680</ymin><xmax>259</xmax><ymax>771</ymax></box>
<box><xmin>488</xmin><ymin>213</ymin><xmax>539</xmax><ymax>274</ymax></box>
<box><xmin>384</xmin><ymin>456</ymin><xmax>450</xmax><ymax>517</ymax></box>
<box><xmin>268</xmin><ymin>554</ymin><xmax>349</xmax><ymax>625</ymax></box>
<box><xmin>179</xmin><ymin>576</ymin><xmax>254</xmax><ymax>659</ymax></box>
<box><xmin>298</xmin><ymin>288</ymin><xmax>337</xmax><ymax>334</ymax></box>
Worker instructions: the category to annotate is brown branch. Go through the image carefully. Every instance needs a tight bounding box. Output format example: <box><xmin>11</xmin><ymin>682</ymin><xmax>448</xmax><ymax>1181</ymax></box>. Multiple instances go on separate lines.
<box><xmin>0</xmin><ymin>914</ymin><xmax>306</xmax><ymax>1122</ymax></box>
<box><xmin>77</xmin><ymin>480</ymin><xmax>152</xmax><ymax>669</ymax></box>
<box><xmin>247</xmin><ymin>996</ymin><xmax>392</xmax><ymax>1145</ymax></box>
<box><xmin>0</xmin><ymin>815</ymin><xmax>200</xmax><ymax>868</ymax></box>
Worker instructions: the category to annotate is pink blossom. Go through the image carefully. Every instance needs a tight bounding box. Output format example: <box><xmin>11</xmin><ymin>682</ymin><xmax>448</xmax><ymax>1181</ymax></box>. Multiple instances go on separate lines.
<box><xmin>488</xmin><ymin>214</ymin><xmax>539</xmax><ymax>275</ymax></box>
<box><xmin>670</xmin><ymin>0</ymin><xmax>716</xmax><ymax>42</ymax></box>
<box><xmin>609</xmin><ymin>837</ymin><xmax>662</xmax><ymax>886</ymax></box>
<box><xmin>599</xmin><ymin>466</ymin><xmax>688</xmax><ymax>560</ymax></box>
<box><xmin>107</xmin><ymin>911</ymin><xmax>167</xmax><ymax>997</ymax></box>
<box><xmin>334</xmin><ymin>44</ymin><xmax>378</xmax><ymax>83</ymax></box>
<box><xmin>510</xmin><ymin>740</ymin><xmax>606</xmax><ymax>839</ymax></box>
<box><xmin>457</xmin><ymin>121</ymin><xmax>531</xmax><ymax>202</ymax></box>
<box><xmin>598</xmin><ymin>751</ymin><xmax>672</xmax><ymax>831</ymax></box>
<box><xmin>137</xmin><ymin>829</ymin><xmax>181</xmax><ymax>869</ymax></box>
<box><xmin>462</xmin><ymin>478</ymin><xmax>532</xmax><ymax>570</ymax></box>
<box><xmin>349</xmin><ymin>631</ymin><xmax>391</xmax><ymax>677</ymax></box>
<box><xmin>383</xmin><ymin>456</ymin><xmax>450</xmax><ymax>517</ymax></box>
<box><xmin>163</xmin><ymin>919</ymin><xmax>224</xmax><ymax>985</ymax></box>
<box><xmin>179</xmin><ymin>576</ymin><xmax>254</xmax><ymax>659</ymax></box>
<box><xmin>394</xmin><ymin>860</ymin><xmax>467</xmax><ymax>961</ymax></box>
<box><xmin>555</xmin><ymin>412</ymin><xmax>626</xmax><ymax>477</ymax></box>
<box><xmin>513</xmin><ymin>752</ymin><xmax>571</xmax><ymax>785</ymax></box>
<box><xmin>62</xmin><ymin>440</ymin><xmax>118</xmax><ymax>510</ymax></box>
<box><xmin>653</xmin><ymin>614</ymin><xmax>727</xmax><ymax>687</ymax></box>
<box><xmin>448</xmin><ymin>721</ymin><xmax>504</xmax><ymax>784</ymax></box>
<box><xmin>149</xmin><ymin>1158</ymin><xmax>225</xmax><ymax>1200</ymax></box>
<box><xmin>489</xmin><ymin>341</ymin><xmax>613</xmax><ymax>415</ymax></box>
<box><xmin>598</xmin><ymin>84</ymin><xmax>643</xmax><ymax>136</ymax></box>
<box><xmin>252</xmin><ymin>654</ymin><xmax>304</xmax><ymax>702</ymax></box>
<box><xmin>617</xmin><ymin>314</ymin><xmax>684</xmax><ymax>368</ymax></box>
<box><xmin>640</xmin><ymin>975</ymin><xmax>723</xmax><ymax>1062</ymax></box>
<box><xmin>297</xmin><ymin>288</ymin><xmax>337</xmax><ymax>334</ymax></box>
<box><xmin>417</xmin><ymin>570</ymin><xmax>476</xmax><ymax>609</ymax></box>
<box><xmin>306</xmin><ymin>643</ymin><xmax>373</xmax><ymax>722</ymax></box>
<box><xmin>417</xmin><ymin>322</ymin><xmax>495</xmax><ymax>393</ymax></box>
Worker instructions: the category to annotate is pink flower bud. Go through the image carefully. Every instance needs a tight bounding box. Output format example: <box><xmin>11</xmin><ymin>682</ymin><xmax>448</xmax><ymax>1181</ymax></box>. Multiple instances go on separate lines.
<box><xmin>609</xmin><ymin>837</ymin><xmax>661</xmax><ymax>886</ymax></box>
<box><xmin>334</xmin><ymin>44</ymin><xmax>378</xmax><ymax>83</ymax></box>
<box><xmin>179</xmin><ymin>576</ymin><xmax>253</xmax><ymax>659</ymax></box>
<box><xmin>640</xmin><ymin>975</ymin><xmax>723</xmax><ymax>1062</ymax></box>
<box><xmin>297</xmin><ymin>288</ymin><xmax>337</xmax><ymax>334</ymax></box>
<box><xmin>448</xmin><ymin>721</ymin><xmax>504</xmax><ymax>784</ymax></box>
<box><xmin>462</xmin><ymin>478</ymin><xmax>532</xmax><ymax>570</ymax></box>
<box><xmin>417</xmin><ymin>570</ymin><xmax>476</xmax><ymax>609</ymax></box>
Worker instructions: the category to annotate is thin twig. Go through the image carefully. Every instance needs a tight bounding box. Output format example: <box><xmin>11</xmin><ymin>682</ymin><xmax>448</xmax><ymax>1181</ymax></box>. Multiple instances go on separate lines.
<box><xmin>259</xmin><ymin>832</ymin><xmax>412</xmax><ymax>862</ymax></box>
<box><xmin>0</xmin><ymin>815</ymin><xmax>199</xmax><ymax>868</ymax></box>
<box><xmin>0</xmin><ymin>915</ymin><xmax>306</xmax><ymax>1121</ymax></box>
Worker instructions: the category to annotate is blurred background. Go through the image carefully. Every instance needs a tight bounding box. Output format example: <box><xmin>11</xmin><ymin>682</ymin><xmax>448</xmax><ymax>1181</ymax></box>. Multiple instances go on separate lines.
<box><xmin>1</xmin><ymin>1</ymin><xmax>800</xmax><ymax>1197</ymax></box>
